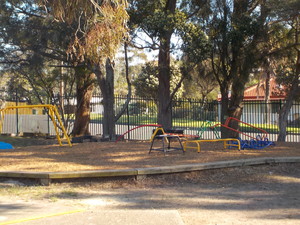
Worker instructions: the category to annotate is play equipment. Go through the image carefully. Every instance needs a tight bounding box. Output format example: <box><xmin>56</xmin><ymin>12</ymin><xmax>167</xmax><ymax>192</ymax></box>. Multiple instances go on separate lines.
<box><xmin>211</xmin><ymin>117</ymin><xmax>274</xmax><ymax>150</ymax></box>
<box><xmin>0</xmin><ymin>142</ymin><xmax>13</xmax><ymax>149</ymax></box>
<box><xmin>183</xmin><ymin>138</ymin><xmax>241</xmax><ymax>153</ymax></box>
<box><xmin>149</xmin><ymin>128</ymin><xmax>184</xmax><ymax>154</ymax></box>
<box><xmin>150</xmin><ymin>127</ymin><xmax>240</xmax><ymax>153</ymax></box>
<box><xmin>197</xmin><ymin>120</ymin><xmax>220</xmax><ymax>139</ymax></box>
<box><xmin>149</xmin><ymin>127</ymin><xmax>184</xmax><ymax>154</ymax></box>
<box><xmin>116</xmin><ymin>124</ymin><xmax>199</xmax><ymax>143</ymax></box>
<box><xmin>211</xmin><ymin>117</ymin><xmax>269</xmax><ymax>140</ymax></box>
<box><xmin>0</xmin><ymin>105</ymin><xmax>72</xmax><ymax>147</ymax></box>
<box><xmin>115</xmin><ymin>124</ymin><xmax>162</xmax><ymax>143</ymax></box>
<box><xmin>227</xmin><ymin>135</ymin><xmax>275</xmax><ymax>150</ymax></box>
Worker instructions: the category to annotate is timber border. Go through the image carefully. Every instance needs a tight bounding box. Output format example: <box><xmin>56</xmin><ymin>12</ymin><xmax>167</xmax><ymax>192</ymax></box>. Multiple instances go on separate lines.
<box><xmin>1</xmin><ymin>157</ymin><xmax>300</xmax><ymax>185</ymax></box>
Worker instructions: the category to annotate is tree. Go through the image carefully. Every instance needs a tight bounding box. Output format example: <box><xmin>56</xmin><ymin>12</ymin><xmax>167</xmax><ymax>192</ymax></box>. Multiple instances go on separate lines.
<box><xmin>183</xmin><ymin>60</ymin><xmax>218</xmax><ymax>101</ymax></box>
<box><xmin>133</xmin><ymin>60</ymin><xmax>184</xmax><ymax>100</ymax></box>
<box><xmin>128</xmin><ymin>0</ymin><xmax>209</xmax><ymax>129</ymax></box>
<box><xmin>128</xmin><ymin>0</ymin><xmax>177</xmax><ymax>129</ymax></box>
<box><xmin>197</xmin><ymin>0</ymin><xmax>271</xmax><ymax>137</ymax></box>
<box><xmin>0</xmin><ymin>0</ymin><xmax>78</xmax><ymax>132</ymax></box>
<box><xmin>273</xmin><ymin>6</ymin><xmax>300</xmax><ymax>141</ymax></box>
<box><xmin>39</xmin><ymin>0</ymin><xmax>129</xmax><ymax>139</ymax></box>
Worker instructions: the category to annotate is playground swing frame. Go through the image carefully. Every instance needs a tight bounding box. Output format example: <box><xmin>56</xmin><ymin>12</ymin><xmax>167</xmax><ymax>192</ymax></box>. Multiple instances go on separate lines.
<box><xmin>0</xmin><ymin>104</ymin><xmax>72</xmax><ymax>147</ymax></box>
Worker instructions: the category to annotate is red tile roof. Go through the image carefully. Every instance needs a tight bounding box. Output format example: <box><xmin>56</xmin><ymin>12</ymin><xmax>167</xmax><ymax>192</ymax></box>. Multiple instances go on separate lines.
<box><xmin>243</xmin><ymin>78</ymin><xmax>286</xmax><ymax>101</ymax></box>
<box><xmin>217</xmin><ymin>77</ymin><xmax>287</xmax><ymax>101</ymax></box>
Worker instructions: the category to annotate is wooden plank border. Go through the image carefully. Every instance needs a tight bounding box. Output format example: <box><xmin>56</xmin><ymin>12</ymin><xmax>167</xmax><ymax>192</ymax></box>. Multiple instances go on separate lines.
<box><xmin>0</xmin><ymin>157</ymin><xmax>299</xmax><ymax>185</ymax></box>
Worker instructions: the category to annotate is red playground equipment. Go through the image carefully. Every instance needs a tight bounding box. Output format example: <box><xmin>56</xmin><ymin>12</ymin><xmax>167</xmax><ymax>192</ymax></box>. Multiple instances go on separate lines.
<box><xmin>115</xmin><ymin>124</ymin><xmax>162</xmax><ymax>143</ymax></box>
<box><xmin>211</xmin><ymin>117</ymin><xmax>268</xmax><ymax>140</ymax></box>
<box><xmin>211</xmin><ymin>117</ymin><xmax>275</xmax><ymax>149</ymax></box>
<box><xmin>115</xmin><ymin>124</ymin><xmax>199</xmax><ymax>143</ymax></box>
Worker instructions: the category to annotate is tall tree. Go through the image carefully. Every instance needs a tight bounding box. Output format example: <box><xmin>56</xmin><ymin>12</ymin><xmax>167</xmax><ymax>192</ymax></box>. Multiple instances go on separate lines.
<box><xmin>201</xmin><ymin>0</ymin><xmax>270</xmax><ymax>137</ymax></box>
<box><xmin>0</xmin><ymin>0</ymin><xmax>78</xmax><ymax>132</ymax></box>
<box><xmin>133</xmin><ymin>60</ymin><xmax>184</xmax><ymax>100</ymax></box>
<box><xmin>272</xmin><ymin>0</ymin><xmax>300</xmax><ymax>141</ymax></box>
<box><xmin>39</xmin><ymin>0</ymin><xmax>129</xmax><ymax>139</ymax></box>
<box><xmin>128</xmin><ymin>0</ymin><xmax>177</xmax><ymax>129</ymax></box>
<box><xmin>128</xmin><ymin>0</ymin><xmax>209</xmax><ymax>129</ymax></box>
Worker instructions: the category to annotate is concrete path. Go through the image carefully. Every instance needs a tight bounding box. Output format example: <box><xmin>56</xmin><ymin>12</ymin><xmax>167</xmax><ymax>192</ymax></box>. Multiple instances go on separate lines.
<box><xmin>0</xmin><ymin>162</ymin><xmax>299</xmax><ymax>225</ymax></box>
<box><xmin>1</xmin><ymin>209</ymin><xmax>184</xmax><ymax>225</ymax></box>
<box><xmin>1</xmin><ymin>180</ymin><xmax>299</xmax><ymax>225</ymax></box>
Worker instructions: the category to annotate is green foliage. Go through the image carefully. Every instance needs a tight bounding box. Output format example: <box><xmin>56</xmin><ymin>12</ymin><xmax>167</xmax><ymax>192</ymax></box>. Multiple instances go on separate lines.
<box><xmin>133</xmin><ymin>61</ymin><xmax>184</xmax><ymax>99</ymax></box>
<box><xmin>133</xmin><ymin>62</ymin><xmax>159</xmax><ymax>99</ymax></box>
<box><xmin>183</xmin><ymin>60</ymin><xmax>219</xmax><ymax>100</ymax></box>
<box><xmin>39</xmin><ymin>0</ymin><xmax>129</xmax><ymax>64</ymax></box>
<box><xmin>0</xmin><ymin>0</ymin><xmax>76</xmax><ymax>103</ymax></box>
<box><xmin>179</xmin><ymin>22</ymin><xmax>211</xmax><ymax>64</ymax></box>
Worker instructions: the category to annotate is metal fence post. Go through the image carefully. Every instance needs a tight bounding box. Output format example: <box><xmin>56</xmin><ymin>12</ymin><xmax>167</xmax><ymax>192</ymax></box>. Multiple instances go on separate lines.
<box><xmin>127</xmin><ymin>102</ymin><xmax>130</xmax><ymax>140</ymax></box>
<box><xmin>15</xmin><ymin>88</ymin><xmax>19</xmax><ymax>135</ymax></box>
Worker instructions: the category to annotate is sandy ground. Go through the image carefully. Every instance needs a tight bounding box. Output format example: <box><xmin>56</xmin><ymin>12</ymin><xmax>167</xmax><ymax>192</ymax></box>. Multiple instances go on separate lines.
<box><xmin>0</xmin><ymin>139</ymin><xmax>300</xmax><ymax>225</ymax></box>
<box><xmin>0</xmin><ymin>139</ymin><xmax>299</xmax><ymax>172</ymax></box>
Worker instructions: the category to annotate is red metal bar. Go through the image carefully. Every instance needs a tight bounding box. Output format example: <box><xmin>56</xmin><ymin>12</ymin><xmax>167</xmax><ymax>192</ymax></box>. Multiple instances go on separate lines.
<box><xmin>115</xmin><ymin>124</ymin><xmax>162</xmax><ymax>143</ymax></box>
<box><xmin>224</xmin><ymin>117</ymin><xmax>268</xmax><ymax>138</ymax></box>
<box><xmin>211</xmin><ymin>123</ymin><xmax>257</xmax><ymax>140</ymax></box>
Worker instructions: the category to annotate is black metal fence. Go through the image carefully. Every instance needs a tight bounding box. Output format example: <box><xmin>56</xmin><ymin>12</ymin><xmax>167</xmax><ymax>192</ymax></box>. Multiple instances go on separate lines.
<box><xmin>1</xmin><ymin>93</ymin><xmax>300</xmax><ymax>142</ymax></box>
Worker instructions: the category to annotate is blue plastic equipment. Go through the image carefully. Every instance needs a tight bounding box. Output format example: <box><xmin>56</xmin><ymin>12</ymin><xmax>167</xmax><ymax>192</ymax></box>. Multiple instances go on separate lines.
<box><xmin>226</xmin><ymin>135</ymin><xmax>275</xmax><ymax>150</ymax></box>
<box><xmin>0</xmin><ymin>142</ymin><xmax>13</xmax><ymax>149</ymax></box>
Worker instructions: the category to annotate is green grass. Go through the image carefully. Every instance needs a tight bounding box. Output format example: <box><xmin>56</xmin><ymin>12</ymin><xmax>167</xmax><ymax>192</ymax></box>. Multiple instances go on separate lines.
<box><xmin>87</xmin><ymin>113</ymin><xmax>300</xmax><ymax>134</ymax></box>
<box><xmin>0</xmin><ymin>184</ymin><xmax>81</xmax><ymax>201</ymax></box>
<box><xmin>0</xmin><ymin>135</ymin><xmax>55</xmax><ymax>147</ymax></box>
<box><xmin>0</xmin><ymin>136</ymin><xmax>36</xmax><ymax>147</ymax></box>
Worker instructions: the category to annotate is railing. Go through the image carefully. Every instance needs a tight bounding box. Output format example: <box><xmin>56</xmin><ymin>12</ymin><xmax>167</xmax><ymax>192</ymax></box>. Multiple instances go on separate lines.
<box><xmin>0</xmin><ymin>94</ymin><xmax>299</xmax><ymax>142</ymax></box>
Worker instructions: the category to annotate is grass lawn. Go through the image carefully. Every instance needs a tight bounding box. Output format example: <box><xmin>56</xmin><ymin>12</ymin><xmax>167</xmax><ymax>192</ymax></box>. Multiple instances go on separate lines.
<box><xmin>0</xmin><ymin>135</ymin><xmax>56</xmax><ymax>147</ymax></box>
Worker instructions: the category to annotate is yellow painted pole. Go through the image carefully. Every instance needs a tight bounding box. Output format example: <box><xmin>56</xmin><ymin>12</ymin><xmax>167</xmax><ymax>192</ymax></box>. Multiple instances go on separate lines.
<box><xmin>0</xmin><ymin>105</ymin><xmax>72</xmax><ymax>147</ymax></box>
<box><xmin>150</xmin><ymin>127</ymin><xmax>166</xmax><ymax>142</ymax></box>
<box><xmin>48</xmin><ymin>107</ymin><xmax>62</xmax><ymax>146</ymax></box>
<box><xmin>0</xmin><ymin>109</ymin><xmax>5</xmax><ymax>133</ymax></box>
<box><xmin>52</xmin><ymin>105</ymin><xmax>72</xmax><ymax>146</ymax></box>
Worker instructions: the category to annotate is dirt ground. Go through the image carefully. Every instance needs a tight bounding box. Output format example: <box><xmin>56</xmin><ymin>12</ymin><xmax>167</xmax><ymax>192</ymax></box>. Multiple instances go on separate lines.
<box><xmin>0</xmin><ymin>138</ymin><xmax>300</xmax><ymax>225</ymax></box>
<box><xmin>0</xmin><ymin>138</ymin><xmax>299</xmax><ymax>172</ymax></box>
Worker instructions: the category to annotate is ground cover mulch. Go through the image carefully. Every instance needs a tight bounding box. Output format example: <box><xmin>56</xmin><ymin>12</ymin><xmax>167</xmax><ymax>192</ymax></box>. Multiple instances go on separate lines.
<box><xmin>0</xmin><ymin>139</ymin><xmax>300</xmax><ymax>172</ymax></box>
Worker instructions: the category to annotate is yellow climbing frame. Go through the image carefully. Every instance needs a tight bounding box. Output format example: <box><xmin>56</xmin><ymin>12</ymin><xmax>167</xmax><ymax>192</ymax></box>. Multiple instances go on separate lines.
<box><xmin>0</xmin><ymin>104</ymin><xmax>72</xmax><ymax>147</ymax></box>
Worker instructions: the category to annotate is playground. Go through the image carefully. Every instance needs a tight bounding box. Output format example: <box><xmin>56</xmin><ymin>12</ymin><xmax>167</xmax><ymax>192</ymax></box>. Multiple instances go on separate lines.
<box><xmin>0</xmin><ymin>138</ymin><xmax>299</xmax><ymax>172</ymax></box>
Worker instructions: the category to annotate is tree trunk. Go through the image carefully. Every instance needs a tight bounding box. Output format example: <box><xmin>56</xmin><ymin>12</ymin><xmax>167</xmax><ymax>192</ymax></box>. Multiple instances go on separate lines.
<box><xmin>264</xmin><ymin>72</ymin><xmax>271</xmax><ymax>124</ymax></box>
<box><xmin>115</xmin><ymin>42</ymin><xmax>132</xmax><ymax>121</ymax></box>
<box><xmin>157</xmin><ymin>0</ymin><xmax>177</xmax><ymax>130</ymax></box>
<box><xmin>219</xmin><ymin>84</ymin><xmax>230</xmax><ymax>138</ymax></box>
<box><xmin>94</xmin><ymin>59</ymin><xmax>116</xmax><ymax>140</ymax></box>
<box><xmin>72</xmin><ymin>67</ymin><xmax>95</xmax><ymax>136</ymax></box>
<box><xmin>225</xmin><ymin>73</ymin><xmax>247</xmax><ymax>138</ymax></box>
<box><xmin>223</xmin><ymin>0</ymin><xmax>256</xmax><ymax>138</ymax></box>
<box><xmin>157</xmin><ymin>39</ymin><xmax>172</xmax><ymax>129</ymax></box>
<box><xmin>278</xmin><ymin>48</ymin><xmax>300</xmax><ymax>141</ymax></box>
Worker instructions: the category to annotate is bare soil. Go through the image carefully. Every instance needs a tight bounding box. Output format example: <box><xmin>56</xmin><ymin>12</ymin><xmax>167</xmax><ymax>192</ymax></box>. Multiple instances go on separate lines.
<box><xmin>0</xmin><ymin>138</ymin><xmax>299</xmax><ymax>225</ymax></box>
<box><xmin>0</xmin><ymin>138</ymin><xmax>299</xmax><ymax>172</ymax></box>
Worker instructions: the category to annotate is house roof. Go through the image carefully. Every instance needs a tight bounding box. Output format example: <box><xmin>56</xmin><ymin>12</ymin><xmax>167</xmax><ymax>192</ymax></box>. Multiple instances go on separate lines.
<box><xmin>243</xmin><ymin>77</ymin><xmax>286</xmax><ymax>101</ymax></box>
<box><xmin>217</xmin><ymin>77</ymin><xmax>287</xmax><ymax>101</ymax></box>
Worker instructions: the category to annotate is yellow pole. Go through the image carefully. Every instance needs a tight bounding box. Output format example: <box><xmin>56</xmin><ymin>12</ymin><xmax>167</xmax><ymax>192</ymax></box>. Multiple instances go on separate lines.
<box><xmin>52</xmin><ymin>105</ymin><xmax>72</xmax><ymax>146</ymax></box>
<box><xmin>48</xmin><ymin>107</ymin><xmax>62</xmax><ymax>146</ymax></box>
<box><xmin>0</xmin><ymin>109</ymin><xmax>5</xmax><ymax>133</ymax></box>
<box><xmin>0</xmin><ymin>105</ymin><xmax>72</xmax><ymax>147</ymax></box>
<box><xmin>150</xmin><ymin>127</ymin><xmax>166</xmax><ymax>142</ymax></box>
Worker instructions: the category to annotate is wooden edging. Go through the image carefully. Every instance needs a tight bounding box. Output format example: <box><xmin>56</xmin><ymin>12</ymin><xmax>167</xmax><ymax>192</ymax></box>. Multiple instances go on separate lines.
<box><xmin>0</xmin><ymin>157</ymin><xmax>299</xmax><ymax>185</ymax></box>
